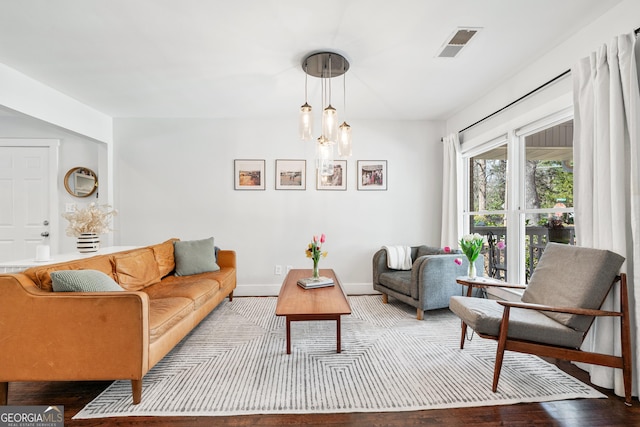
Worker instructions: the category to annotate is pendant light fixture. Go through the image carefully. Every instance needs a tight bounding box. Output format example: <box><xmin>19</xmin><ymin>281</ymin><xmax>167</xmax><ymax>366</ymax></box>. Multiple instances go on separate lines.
<box><xmin>338</xmin><ymin>58</ymin><xmax>352</xmax><ymax>157</ymax></box>
<box><xmin>298</xmin><ymin>62</ymin><xmax>313</xmax><ymax>141</ymax></box>
<box><xmin>300</xmin><ymin>51</ymin><xmax>352</xmax><ymax>165</ymax></box>
<box><xmin>321</xmin><ymin>54</ymin><xmax>338</xmax><ymax>143</ymax></box>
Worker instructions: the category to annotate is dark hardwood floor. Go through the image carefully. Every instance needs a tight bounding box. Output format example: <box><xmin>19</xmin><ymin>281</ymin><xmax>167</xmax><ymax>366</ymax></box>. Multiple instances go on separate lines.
<box><xmin>6</xmin><ymin>360</ymin><xmax>639</xmax><ymax>426</ymax></box>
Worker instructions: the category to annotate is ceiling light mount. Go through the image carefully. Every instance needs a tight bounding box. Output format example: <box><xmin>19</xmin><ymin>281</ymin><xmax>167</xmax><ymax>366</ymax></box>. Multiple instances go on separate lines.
<box><xmin>302</xmin><ymin>52</ymin><xmax>349</xmax><ymax>78</ymax></box>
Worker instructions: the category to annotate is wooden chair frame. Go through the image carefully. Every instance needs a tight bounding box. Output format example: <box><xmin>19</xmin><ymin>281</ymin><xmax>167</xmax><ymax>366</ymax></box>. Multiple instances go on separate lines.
<box><xmin>456</xmin><ymin>274</ymin><xmax>632</xmax><ymax>406</ymax></box>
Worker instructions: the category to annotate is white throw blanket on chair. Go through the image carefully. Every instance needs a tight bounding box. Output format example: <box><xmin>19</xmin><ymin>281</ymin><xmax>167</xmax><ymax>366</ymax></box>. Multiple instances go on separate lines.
<box><xmin>383</xmin><ymin>245</ymin><xmax>412</xmax><ymax>270</ymax></box>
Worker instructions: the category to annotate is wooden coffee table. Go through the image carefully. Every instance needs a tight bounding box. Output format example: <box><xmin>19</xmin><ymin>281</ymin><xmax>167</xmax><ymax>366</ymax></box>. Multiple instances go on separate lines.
<box><xmin>275</xmin><ymin>268</ymin><xmax>351</xmax><ymax>354</ymax></box>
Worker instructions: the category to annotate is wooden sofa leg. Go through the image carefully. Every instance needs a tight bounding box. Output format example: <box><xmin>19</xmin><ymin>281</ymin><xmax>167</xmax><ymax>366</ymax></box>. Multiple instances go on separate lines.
<box><xmin>381</xmin><ymin>293</ymin><xmax>388</xmax><ymax>304</ymax></box>
<box><xmin>0</xmin><ymin>382</ymin><xmax>7</xmax><ymax>405</ymax></box>
<box><xmin>228</xmin><ymin>291</ymin><xmax>234</xmax><ymax>302</ymax></box>
<box><xmin>132</xmin><ymin>379</ymin><xmax>142</xmax><ymax>405</ymax></box>
<box><xmin>417</xmin><ymin>308</ymin><xmax>424</xmax><ymax>321</ymax></box>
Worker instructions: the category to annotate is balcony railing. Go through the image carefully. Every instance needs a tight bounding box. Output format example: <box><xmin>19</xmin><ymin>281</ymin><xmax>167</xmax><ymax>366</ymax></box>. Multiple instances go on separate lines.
<box><xmin>471</xmin><ymin>225</ymin><xmax>575</xmax><ymax>282</ymax></box>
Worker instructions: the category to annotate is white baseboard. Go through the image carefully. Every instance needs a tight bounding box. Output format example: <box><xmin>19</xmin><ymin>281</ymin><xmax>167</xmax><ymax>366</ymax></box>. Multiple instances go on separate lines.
<box><xmin>234</xmin><ymin>282</ymin><xmax>378</xmax><ymax>297</ymax></box>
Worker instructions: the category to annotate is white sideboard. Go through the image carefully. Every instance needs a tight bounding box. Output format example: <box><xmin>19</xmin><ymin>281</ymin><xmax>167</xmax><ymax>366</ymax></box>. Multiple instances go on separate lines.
<box><xmin>0</xmin><ymin>246</ymin><xmax>139</xmax><ymax>273</ymax></box>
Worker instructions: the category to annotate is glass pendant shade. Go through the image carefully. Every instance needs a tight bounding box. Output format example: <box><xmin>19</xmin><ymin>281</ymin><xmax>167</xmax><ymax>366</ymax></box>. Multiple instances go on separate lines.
<box><xmin>316</xmin><ymin>137</ymin><xmax>334</xmax><ymax>176</ymax></box>
<box><xmin>299</xmin><ymin>102</ymin><xmax>313</xmax><ymax>141</ymax></box>
<box><xmin>338</xmin><ymin>121</ymin><xmax>352</xmax><ymax>157</ymax></box>
<box><xmin>322</xmin><ymin>105</ymin><xmax>338</xmax><ymax>143</ymax></box>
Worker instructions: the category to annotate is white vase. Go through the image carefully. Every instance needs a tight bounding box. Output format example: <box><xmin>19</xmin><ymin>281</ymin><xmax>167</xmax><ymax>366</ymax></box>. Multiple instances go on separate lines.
<box><xmin>467</xmin><ymin>260</ymin><xmax>476</xmax><ymax>279</ymax></box>
<box><xmin>77</xmin><ymin>232</ymin><xmax>100</xmax><ymax>253</ymax></box>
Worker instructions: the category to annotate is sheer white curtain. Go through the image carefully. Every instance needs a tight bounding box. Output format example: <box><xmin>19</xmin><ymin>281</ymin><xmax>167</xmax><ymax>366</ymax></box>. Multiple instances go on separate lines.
<box><xmin>573</xmin><ymin>32</ymin><xmax>640</xmax><ymax>398</ymax></box>
<box><xmin>441</xmin><ymin>133</ymin><xmax>462</xmax><ymax>248</ymax></box>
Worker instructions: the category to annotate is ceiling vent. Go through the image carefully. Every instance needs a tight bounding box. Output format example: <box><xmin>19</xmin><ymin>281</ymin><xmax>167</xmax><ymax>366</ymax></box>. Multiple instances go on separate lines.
<box><xmin>436</xmin><ymin>27</ymin><xmax>481</xmax><ymax>58</ymax></box>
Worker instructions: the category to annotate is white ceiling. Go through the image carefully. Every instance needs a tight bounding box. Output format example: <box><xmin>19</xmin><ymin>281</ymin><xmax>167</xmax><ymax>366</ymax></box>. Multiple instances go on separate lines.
<box><xmin>0</xmin><ymin>0</ymin><xmax>623</xmax><ymax>121</ymax></box>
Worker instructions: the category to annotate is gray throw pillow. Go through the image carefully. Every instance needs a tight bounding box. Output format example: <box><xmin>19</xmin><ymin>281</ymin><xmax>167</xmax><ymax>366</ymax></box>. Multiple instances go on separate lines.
<box><xmin>174</xmin><ymin>237</ymin><xmax>220</xmax><ymax>276</ymax></box>
<box><xmin>51</xmin><ymin>270</ymin><xmax>124</xmax><ymax>292</ymax></box>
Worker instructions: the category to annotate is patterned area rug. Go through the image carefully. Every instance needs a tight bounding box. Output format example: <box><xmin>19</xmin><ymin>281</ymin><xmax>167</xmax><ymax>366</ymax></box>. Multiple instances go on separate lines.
<box><xmin>75</xmin><ymin>295</ymin><xmax>604</xmax><ymax>418</ymax></box>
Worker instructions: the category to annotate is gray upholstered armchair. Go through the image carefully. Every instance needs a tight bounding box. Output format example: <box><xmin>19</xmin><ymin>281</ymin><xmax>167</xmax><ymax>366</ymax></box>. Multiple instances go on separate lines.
<box><xmin>373</xmin><ymin>245</ymin><xmax>484</xmax><ymax>320</ymax></box>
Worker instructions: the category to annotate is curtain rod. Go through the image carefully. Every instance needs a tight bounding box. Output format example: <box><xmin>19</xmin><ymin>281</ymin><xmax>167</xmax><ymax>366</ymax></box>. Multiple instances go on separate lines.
<box><xmin>452</xmin><ymin>26</ymin><xmax>640</xmax><ymax>136</ymax></box>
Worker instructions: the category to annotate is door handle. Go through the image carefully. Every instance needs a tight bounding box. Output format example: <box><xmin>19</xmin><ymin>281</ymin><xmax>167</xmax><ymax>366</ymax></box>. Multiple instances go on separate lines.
<box><xmin>41</xmin><ymin>231</ymin><xmax>50</xmax><ymax>237</ymax></box>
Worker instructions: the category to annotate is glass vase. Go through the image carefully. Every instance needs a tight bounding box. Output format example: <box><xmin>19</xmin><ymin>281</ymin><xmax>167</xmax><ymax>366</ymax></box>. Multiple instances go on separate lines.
<box><xmin>467</xmin><ymin>260</ymin><xmax>476</xmax><ymax>279</ymax></box>
<box><xmin>313</xmin><ymin>258</ymin><xmax>320</xmax><ymax>279</ymax></box>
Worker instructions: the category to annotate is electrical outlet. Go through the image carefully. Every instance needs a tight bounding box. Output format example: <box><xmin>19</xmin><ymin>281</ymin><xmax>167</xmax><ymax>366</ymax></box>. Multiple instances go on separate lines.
<box><xmin>65</xmin><ymin>203</ymin><xmax>76</xmax><ymax>213</ymax></box>
<box><xmin>286</xmin><ymin>265</ymin><xmax>293</xmax><ymax>273</ymax></box>
<box><xmin>274</xmin><ymin>265</ymin><xmax>282</xmax><ymax>275</ymax></box>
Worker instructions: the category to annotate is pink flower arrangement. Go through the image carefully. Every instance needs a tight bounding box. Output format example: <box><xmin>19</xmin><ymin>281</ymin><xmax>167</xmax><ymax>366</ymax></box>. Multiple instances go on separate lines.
<box><xmin>306</xmin><ymin>234</ymin><xmax>328</xmax><ymax>262</ymax></box>
<box><xmin>306</xmin><ymin>233</ymin><xmax>327</xmax><ymax>278</ymax></box>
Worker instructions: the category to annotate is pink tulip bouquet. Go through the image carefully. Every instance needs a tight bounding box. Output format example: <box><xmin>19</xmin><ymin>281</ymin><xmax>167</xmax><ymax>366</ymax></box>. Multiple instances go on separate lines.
<box><xmin>306</xmin><ymin>233</ymin><xmax>328</xmax><ymax>278</ymax></box>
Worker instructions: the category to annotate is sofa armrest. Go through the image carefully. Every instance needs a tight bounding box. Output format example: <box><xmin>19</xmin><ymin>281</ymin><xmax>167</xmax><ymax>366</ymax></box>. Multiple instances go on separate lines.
<box><xmin>0</xmin><ymin>274</ymin><xmax>150</xmax><ymax>382</ymax></box>
<box><xmin>217</xmin><ymin>250</ymin><xmax>236</xmax><ymax>269</ymax></box>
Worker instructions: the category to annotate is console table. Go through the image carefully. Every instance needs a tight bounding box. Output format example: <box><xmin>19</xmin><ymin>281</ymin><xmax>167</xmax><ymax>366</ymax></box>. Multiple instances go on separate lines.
<box><xmin>0</xmin><ymin>246</ymin><xmax>139</xmax><ymax>273</ymax></box>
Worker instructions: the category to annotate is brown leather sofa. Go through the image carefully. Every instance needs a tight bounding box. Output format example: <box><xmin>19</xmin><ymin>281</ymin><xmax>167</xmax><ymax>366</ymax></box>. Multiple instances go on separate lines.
<box><xmin>0</xmin><ymin>239</ymin><xmax>236</xmax><ymax>405</ymax></box>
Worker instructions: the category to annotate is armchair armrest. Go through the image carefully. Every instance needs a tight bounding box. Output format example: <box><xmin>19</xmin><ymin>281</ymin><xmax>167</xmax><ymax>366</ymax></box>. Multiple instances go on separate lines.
<box><xmin>497</xmin><ymin>300</ymin><xmax>623</xmax><ymax>317</ymax></box>
<box><xmin>372</xmin><ymin>248</ymin><xmax>391</xmax><ymax>285</ymax></box>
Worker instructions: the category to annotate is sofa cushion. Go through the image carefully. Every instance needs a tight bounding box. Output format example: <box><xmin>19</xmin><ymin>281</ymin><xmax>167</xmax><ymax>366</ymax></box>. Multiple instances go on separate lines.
<box><xmin>378</xmin><ymin>271</ymin><xmax>412</xmax><ymax>296</ymax></box>
<box><xmin>145</xmin><ymin>277</ymin><xmax>220</xmax><ymax>309</ymax></box>
<box><xmin>51</xmin><ymin>269</ymin><xmax>123</xmax><ymax>292</ymax></box>
<box><xmin>148</xmin><ymin>297</ymin><xmax>194</xmax><ymax>343</ymax></box>
<box><xmin>521</xmin><ymin>243</ymin><xmax>625</xmax><ymax>332</ymax></box>
<box><xmin>24</xmin><ymin>255</ymin><xmax>115</xmax><ymax>292</ymax></box>
<box><xmin>112</xmin><ymin>248</ymin><xmax>162</xmax><ymax>291</ymax></box>
<box><xmin>449</xmin><ymin>295</ymin><xmax>585</xmax><ymax>348</ymax></box>
<box><xmin>174</xmin><ymin>237</ymin><xmax>220</xmax><ymax>276</ymax></box>
<box><xmin>150</xmin><ymin>238</ymin><xmax>178</xmax><ymax>277</ymax></box>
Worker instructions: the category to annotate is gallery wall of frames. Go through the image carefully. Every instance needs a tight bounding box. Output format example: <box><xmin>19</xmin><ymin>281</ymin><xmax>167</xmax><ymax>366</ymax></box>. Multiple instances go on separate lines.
<box><xmin>234</xmin><ymin>159</ymin><xmax>388</xmax><ymax>191</ymax></box>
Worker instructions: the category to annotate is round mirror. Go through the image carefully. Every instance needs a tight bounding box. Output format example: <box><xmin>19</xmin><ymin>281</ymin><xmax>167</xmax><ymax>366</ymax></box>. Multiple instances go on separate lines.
<box><xmin>64</xmin><ymin>167</ymin><xmax>98</xmax><ymax>198</ymax></box>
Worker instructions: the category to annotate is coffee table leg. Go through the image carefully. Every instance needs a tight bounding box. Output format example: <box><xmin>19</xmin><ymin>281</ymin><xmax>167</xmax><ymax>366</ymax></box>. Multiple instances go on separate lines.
<box><xmin>336</xmin><ymin>316</ymin><xmax>341</xmax><ymax>353</ymax></box>
<box><xmin>286</xmin><ymin>317</ymin><xmax>292</xmax><ymax>354</ymax></box>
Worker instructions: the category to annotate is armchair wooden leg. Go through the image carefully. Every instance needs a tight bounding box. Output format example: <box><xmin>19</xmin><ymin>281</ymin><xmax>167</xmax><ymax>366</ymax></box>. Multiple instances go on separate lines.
<box><xmin>0</xmin><ymin>382</ymin><xmax>7</xmax><ymax>405</ymax></box>
<box><xmin>492</xmin><ymin>306</ymin><xmax>511</xmax><ymax>393</ymax></box>
<box><xmin>460</xmin><ymin>322</ymin><xmax>468</xmax><ymax>349</ymax></box>
<box><xmin>620</xmin><ymin>276</ymin><xmax>633</xmax><ymax>406</ymax></box>
<box><xmin>228</xmin><ymin>291</ymin><xmax>233</xmax><ymax>302</ymax></box>
<box><xmin>416</xmin><ymin>308</ymin><xmax>424</xmax><ymax>320</ymax></box>
<box><xmin>132</xmin><ymin>379</ymin><xmax>142</xmax><ymax>405</ymax></box>
<box><xmin>381</xmin><ymin>293</ymin><xmax>388</xmax><ymax>304</ymax></box>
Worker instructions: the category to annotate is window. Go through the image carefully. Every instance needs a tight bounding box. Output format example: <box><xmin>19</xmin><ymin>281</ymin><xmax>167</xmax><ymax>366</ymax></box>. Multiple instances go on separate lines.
<box><xmin>463</xmin><ymin>112</ymin><xmax>574</xmax><ymax>285</ymax></box>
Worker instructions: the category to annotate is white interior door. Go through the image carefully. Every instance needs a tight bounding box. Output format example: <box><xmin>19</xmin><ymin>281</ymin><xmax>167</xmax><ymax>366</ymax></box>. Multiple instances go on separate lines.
<box><xmin>0</xmin><ymin>145</ymin><xmax>53</xmax><ymax>262</ymax></box>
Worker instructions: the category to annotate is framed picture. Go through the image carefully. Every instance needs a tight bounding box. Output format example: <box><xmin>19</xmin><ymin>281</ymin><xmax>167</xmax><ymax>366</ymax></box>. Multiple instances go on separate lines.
<box><xmin>357</xmin><ymin>160</ymin><xmax>387</xmax><ymax>190</ymax></box>
<box><xmin>234</xmin><ymin>159</ymin><xmax>266</xmax><ymax>190</ymax></box>
<box><xmin>275</xmin><ymin>159</ymin><xmax>306</xmax><ymax>190</ymax></box>
<box><xmin>317</xmin><ymin>160</ymin><xmax>347</xmax><ymax>190</ymax></box>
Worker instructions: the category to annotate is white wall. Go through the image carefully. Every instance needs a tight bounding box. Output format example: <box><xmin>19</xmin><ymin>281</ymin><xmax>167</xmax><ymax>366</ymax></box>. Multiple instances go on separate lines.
<box><xmin>0</xmin><ymin>63</ymin><xmax>112</xmax><ymax>144</ymax></box>
<box><xmin>113</xmin><ymin>118</ymin><xmax>444</xmax><ymax>295</ymax></box>
<box><xmin>446</xmin><ymin>0</ymin><xmax>640</xmax><ymax>139</ymax></box>
<box><xmin>0</xmin><ymin>114</ymin><xmax>107</xmax><ymax>254</ymax></box>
